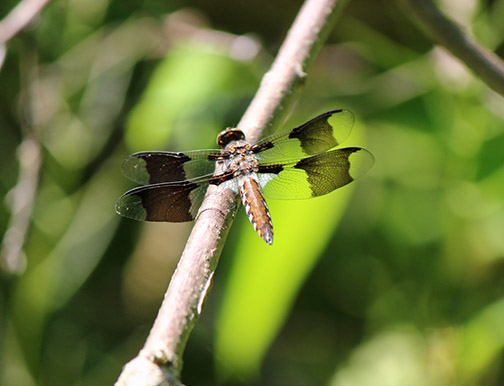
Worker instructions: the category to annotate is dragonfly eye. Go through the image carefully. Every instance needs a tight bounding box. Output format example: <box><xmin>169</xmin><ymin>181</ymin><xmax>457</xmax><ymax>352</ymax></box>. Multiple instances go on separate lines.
<box><xmin>217</xmin><ymin>128</ymin><xmax>246</xmax><ymax>149</ymax></box>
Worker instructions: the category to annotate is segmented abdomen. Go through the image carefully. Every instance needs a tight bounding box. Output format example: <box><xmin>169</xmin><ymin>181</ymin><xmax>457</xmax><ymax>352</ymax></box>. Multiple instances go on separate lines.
<box><xmin>239</xmin><ymin>176</ymin><xmax>274</xmax><ymax>245</ymax></box>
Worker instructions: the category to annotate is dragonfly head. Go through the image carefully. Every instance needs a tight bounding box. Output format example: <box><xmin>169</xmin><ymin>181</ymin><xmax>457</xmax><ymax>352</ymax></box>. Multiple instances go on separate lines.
<box><xmin>217</xmin><ymin>128</ymin><xmax>246</xmax><ymax>149</ymax></box>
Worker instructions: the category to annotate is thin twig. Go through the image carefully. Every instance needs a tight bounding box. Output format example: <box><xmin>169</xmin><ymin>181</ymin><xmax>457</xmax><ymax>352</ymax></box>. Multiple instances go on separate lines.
<box><xmin>0</xmin><ymin>0</ymin><xmax>51</xmax><ymax>44</ymax></box>
<box><xmin>0</xmin><ymin>0</ymin><xmax>51</xmax><ymax>71</ymax></box>
<box><xmin>0</xmin><ymin>135</ymin><xmax>41</xmax><ymax>274</ymax></box>
<box><xmin>1</xmin><ymin>46</ymin><xmax>42</xmax><ymax>274</ymax></box>
<box><xmin>115</xmin><ymin>0</ymin><xmax>344</xmax><ymax>384</ymax></box>
<box><xmin>397</xmin><ymin>0</ymin><xmax>504</xmax><ymax>96</ymax></box>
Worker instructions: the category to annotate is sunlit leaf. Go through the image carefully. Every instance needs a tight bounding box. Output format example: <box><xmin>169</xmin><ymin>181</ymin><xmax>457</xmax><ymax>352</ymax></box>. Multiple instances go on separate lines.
<box><xmin>125</xmin><ymin>42</ymin><xmax>256</xmax><ymax>151</ymax></box>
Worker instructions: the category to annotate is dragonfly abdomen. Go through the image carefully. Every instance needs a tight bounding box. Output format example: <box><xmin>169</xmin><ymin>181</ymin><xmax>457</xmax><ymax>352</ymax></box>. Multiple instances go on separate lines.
<box><xmin>239</xmin><ymin>175</ymin><xmax>274</xmax><ymax>245</ymax></box>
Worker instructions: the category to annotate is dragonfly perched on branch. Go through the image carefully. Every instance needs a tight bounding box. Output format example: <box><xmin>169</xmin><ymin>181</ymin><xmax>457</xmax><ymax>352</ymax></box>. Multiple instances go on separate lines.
<box><xmin>116</xmin><ymin>109</ymin><xmax>374</xmax><ymax>244</ymax></box>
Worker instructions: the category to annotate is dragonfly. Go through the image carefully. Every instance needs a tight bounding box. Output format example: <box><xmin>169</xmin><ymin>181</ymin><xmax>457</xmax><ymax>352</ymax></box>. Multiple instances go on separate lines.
<box><xmin>116</xmin><ymin>109</ymin><xmax>374</xmax><ymax>245</ymax></box>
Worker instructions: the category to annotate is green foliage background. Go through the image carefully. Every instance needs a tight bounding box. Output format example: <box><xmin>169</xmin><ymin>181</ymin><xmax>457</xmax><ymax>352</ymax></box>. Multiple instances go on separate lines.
<box><xmin>1</xmin><ymin>0</ymin><xmax>504</xmax><ymax>385</ymax></box>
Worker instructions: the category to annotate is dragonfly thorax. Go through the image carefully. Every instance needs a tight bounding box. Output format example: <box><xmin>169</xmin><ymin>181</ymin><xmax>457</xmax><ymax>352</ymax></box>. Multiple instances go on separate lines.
<box><xmin>222</xmin><ymin>141</ymin><xmax>259</xmax><ymax>176</ymax></box>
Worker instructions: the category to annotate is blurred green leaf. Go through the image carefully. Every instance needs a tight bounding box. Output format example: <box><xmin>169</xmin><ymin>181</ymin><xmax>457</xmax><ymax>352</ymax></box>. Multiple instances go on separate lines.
<box><xmin>216</xmin><ymin>193</ymin><xmax>354</xmax><ymax>380</ymax></box>
<box><xmin>329</xmin><ymin>328</ymin><xmax>431</xmax><ymax>386</ymax></box>
<box><xmin>10</xmin><ymin>158</ymin><xmax>123</xmax><ymax>368</ymax></box>
<box><xmin>457</xmin><ymin>297</ymin><xmax>504</xmax><ymax>383</ymax></box>
<box><xmin>126</xmin><ymin>42</ymin><xmax>257</xmax><ymax>151</ymax></box>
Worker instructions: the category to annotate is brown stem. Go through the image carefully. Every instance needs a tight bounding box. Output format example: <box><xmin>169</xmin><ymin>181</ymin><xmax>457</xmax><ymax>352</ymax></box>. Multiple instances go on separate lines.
<box><xmin>115</xmin><ymin>0</ymin><xmax>345</xmax><ymax>384</ymax></box>
<box><xmin>397</xmin><ymin>0</ymin><xmax>504</xmax><ymax>96</ymax></box>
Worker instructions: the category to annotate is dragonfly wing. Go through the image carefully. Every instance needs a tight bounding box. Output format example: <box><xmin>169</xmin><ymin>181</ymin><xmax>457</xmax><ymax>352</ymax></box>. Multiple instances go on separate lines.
<box><xmin>122</xmin><ymin>150</ymin><xmax>221</xmax><ymax>185</ymax></box>
<box><xmin>254</xmin><ymin>109</ymin><xmax>355</xmax><ymax>162</ymax></box>
<box><xmin>115</xmin><ymin>180</ymin><xmax>210</xmax><ymax>222</ymax></box>
<box><xmin>259</xmin><ymin>147</ymin><xmax>374</xmax><ymax>200</ymax></box>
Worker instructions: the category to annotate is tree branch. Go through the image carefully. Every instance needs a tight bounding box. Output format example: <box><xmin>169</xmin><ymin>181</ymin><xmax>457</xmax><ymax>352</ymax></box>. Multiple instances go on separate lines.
<box><xmin>115</xmin><ymin>0</ymin><xmax>345</xmax><ymax>384</ymax></box>
<box><xmin>397</xmin><ymin>0</ymin><xmax>504</xmax><ymax>96</ymax></box>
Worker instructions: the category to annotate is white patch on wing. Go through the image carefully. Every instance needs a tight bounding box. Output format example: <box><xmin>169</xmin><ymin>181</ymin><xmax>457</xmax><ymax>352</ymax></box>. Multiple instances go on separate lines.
<box><xmin>258</xmin><ymin>173</ymin><xmax>278</xmax><ymax>189</ymax></box>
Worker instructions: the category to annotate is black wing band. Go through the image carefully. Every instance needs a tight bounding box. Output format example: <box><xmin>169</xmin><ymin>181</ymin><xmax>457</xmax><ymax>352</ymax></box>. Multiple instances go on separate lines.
<box><xmin>122</xmin><ymin>150</ymin><xmax>221</xmax><ymax>185</ymax></box>
<box><xmin>253</xmin><ymin>109</ymin><xmax>355</xmax><ymax>162</ymax></box>
<box><xmin>258</xmin><ymin>147</ymin><xmax>374</xmax><ymax>199</ymax></box>
<box><xmin>115</xmin><ymin>181</ymin><xmax>203</xmax><ymax>222</ymax></box>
